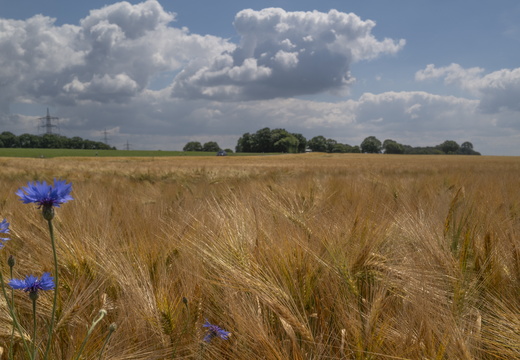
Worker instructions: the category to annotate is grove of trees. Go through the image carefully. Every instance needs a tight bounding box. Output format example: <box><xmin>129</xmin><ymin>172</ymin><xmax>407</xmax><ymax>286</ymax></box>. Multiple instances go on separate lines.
<box><xmin>182</xmin><ymin>141</ymin><xmax>225</xmax><ymax>152</ymax></box>
<box><xmin>235</xmin><ymin>128</ymin><xmax>306</xmax><ymax>153</ymax></box>
<box><xmin>223</xmin><ymin>129</ymin><xmax>481</xmax><ymax>155</ymax></box>
<box><xmin>0</xmin><ymin>132</ymin><xmax>114</xmax><ymax>150</ymax></box>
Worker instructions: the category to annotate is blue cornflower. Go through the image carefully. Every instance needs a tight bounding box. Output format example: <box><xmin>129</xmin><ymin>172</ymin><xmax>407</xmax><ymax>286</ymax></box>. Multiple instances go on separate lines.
<box><xmin>17</xmin><ymin>179</ymin><xmax>73</xmax><ymax>220</ymax></box>
<box><xmin>9</xmin><ymin>272</ymin><xmax>55</xmax><ymax>295</ymax></box>
<box><xmin>0</xmin><ymin>218</ymin><xmax>10</xmax><ymax>246</ymax></box>
<box><xmin>203</xmin><ymin>321</ymin><xmax>230</xmax><ymax>342</ymax></box>
<box><xmin>16</xmin><ymin>179</ymin><xmax>73</xmax><ymax>208</ymax></box>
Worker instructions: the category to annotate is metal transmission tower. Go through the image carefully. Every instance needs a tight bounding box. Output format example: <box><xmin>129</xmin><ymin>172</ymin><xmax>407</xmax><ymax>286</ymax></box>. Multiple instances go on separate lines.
<box><xmin>38</xmin><ymin>108</ymin><xmax>59</xmax><ymax>135</ymax></box>
<box><xmin>103</xmin><ymin>128</ymin><xmax>110</xmax><ymax>145</ymax></box>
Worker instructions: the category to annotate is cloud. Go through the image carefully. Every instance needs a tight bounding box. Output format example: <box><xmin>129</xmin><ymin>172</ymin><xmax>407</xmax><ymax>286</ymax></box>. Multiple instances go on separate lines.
<box><xmin>0</xmin><ymin>0</ymin><xmax>232</xmax><ymax>107</ymax></box>
<box><xmin>416</xmin><ymin>63</ymin><xmax>520</xmax><ymax>113</ymax></box>
<box><xmin>63</xmin><ymin>73</ymin><xmax>140</xmax><ymax>103</ymax></box>
<box><xmin>1</xmin><ymin>2</ymin><xmax>518</xmax><ymax>156</ymax></box>
<box><xmin>171</xmin><ymin>8</ymin><xmax>405</xmax><ymax>101</ymax></box>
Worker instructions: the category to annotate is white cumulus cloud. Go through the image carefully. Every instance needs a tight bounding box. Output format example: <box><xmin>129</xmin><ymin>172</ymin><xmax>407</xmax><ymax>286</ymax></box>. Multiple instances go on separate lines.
<box><xmin>171</xmin><ymin>8</ymin><xmax>405</xmax><ymax>101</ymax></box>
<box><xmin>416</xmin><ymin>63</ymin><xmax>520</xmax><ymax>113</ymax></box>
<box><xmin>0</xmin><ymin>0</ymin><xmax>232</xmax><ymax>108</ymax></box>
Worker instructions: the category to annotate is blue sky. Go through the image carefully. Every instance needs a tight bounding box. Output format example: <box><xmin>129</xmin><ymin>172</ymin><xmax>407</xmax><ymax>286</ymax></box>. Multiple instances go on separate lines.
<box><xmin>1</xmin><ymin>0</ymin><xmax>519</xmax><ymax>154</ymax></box>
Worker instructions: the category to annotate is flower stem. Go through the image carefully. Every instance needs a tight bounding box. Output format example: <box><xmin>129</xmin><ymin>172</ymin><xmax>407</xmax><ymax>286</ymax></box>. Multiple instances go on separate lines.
<box><xmin>43</xmin><ymin>219</ymin><xmax>58</xmax><ymax>360</ymax></box>
<box><xmin>98</xmin><ymin>322</ymin><xmax>117</xmax><ymax>360</ymax></box>
<box><xmin>8</xmin><ymin>260</ymin><xmax>15</xmax><ymax>360</ymax></box>
<box><xmin>31</xmin><ymin>295</ymin><xmax>37</xmax><ymax>359</ymax></box>
<box><xmin>0</xmin><ymin>271</ymin><xmax>34</xmax><ymax>360</ymax></box>
<box><xmin>75</xmin><ymin>309</ymin><xmax>107</xmax><ymax>360</ymax></box>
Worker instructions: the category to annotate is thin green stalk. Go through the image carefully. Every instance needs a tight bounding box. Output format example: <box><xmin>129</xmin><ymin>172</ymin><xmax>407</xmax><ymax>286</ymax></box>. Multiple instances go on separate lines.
<box><xmin>8</xmin><ymin>257</ymin><xmax>15</xmax><ymax>360</ymax></box>
<box><xmin>43</xmin><ymin>219</ymin><xmax>58</xmax><ymax>360</ymax></box>
<box><xmin>74</xmin><ymin>309</ymin><xmax>107</xmax><ymax>360</ymax></box>
<box><xmin>98</xmin><ymin>323</ymin><xmax>117</xmax><ymax>360</ymax></box>
<box><xmin>31</xmin><ymin>294</ymin><xmax>37</xmax><ymax>360</ymax></box>
<box><xmin>0</xmin><ymin>271</ymin><xmax>34</xmax><ymax>360</ymax></box>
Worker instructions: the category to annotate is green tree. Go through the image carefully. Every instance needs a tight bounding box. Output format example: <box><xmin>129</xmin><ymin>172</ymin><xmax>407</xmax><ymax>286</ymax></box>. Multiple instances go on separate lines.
<box><xmin>252</xmin><ymin>127</ymin><xmax>273</xmax><ymax>152</ymax></box>
<box><xmin>202</xmin><ymin>141</ymin><xmax>220</xmax><ymax>152</ymax></box>
<box><xmin>291</xmin><ymin>133</ymin><xmax>307</xmax><ymax>153</ymax></box>
<box><xmin>437</xmin><ymin>140</ymin><xmax>460</xmax><ymax>154</ymax></box>
<box><xmin>307</xmin><ymin>136</ymin><xmax>328</xmax><ymax>152</ymax></box>
<box><xmin>70</xmin><ymin>136</ymin><xmax>85</xmax><ymax>149</ymax></box>
<box><xmin>457</xmin><ymin>141</ymin><xmax>480</xmax><ymax>155</ymax></box>
<box><xmin>0</xmin><ymin>131</ymin><xmax>19</xmax><ymax>148</ymax></box>
<box><xmin>40</xmin><ymin>134</ymin><xmax>64</xmax><ymax>148</ymax></box>
<box><xmin>235</xmin><ymin>133</ymin><xmax>253</xmax><ymax>153</ymax></box>
<box><xmin>360</xmin><ymin>136</ymin><xmax>382</xmax><ymax>153</ymax></box>
<box><xmin>331</xmin><ymin>143</ymin><xmax>348</xmax><ymax>153</ymax></box>
<box><xmin>275</xmin><ymin>134</ymin><xmax>299</xmax><ymax>153</ymax></box>
<box><xmin>325</xmin><ymin>138</ymin><xmax>337</xmax><ymax>153</ymax></box>
<box><xmin>347</xmin><ymin>145</ymin><xmax>361</xmax><ymax>153</ymax></box>
<box><xmin>383</xmin><ymin>139</ymin><xmax>404</xmax><ymax>154</ymax></box>
<box><xmin>183</xmin><ymin>141</ymin><xmax>203</xmax><ymax>151</ymax></box>
<box><xmin>18</xmin><ymin>133</ymin><xmax>41</xmax><ymax>148</ymax></box>
<box><xmin>461</xmin><ymin>141</ymin><xmax>473</xmax><ymax>150</ymax></box>
<box><xmin>271</xmin><ymin>129</ymin><xmax>300</xmax><ymax>153</ymax></box>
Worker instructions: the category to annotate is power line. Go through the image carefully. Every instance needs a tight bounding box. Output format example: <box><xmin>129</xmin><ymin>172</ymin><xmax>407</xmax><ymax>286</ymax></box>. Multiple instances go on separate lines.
<box><xmin>103</xmin><ymin>128</ymin><xmax>110</xmax><ymax>145</ymax></box>
<box><xmin>38</xmin><ymin>108</ymin><xmax>59</xmax><ymax>135</ymax></box>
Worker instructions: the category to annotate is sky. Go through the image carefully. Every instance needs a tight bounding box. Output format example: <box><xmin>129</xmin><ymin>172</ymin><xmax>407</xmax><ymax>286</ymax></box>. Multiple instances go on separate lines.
<box><xmin>0</xmin><ymin>0</ymin><xmax>519</xmax><ymax>155</ymax></box>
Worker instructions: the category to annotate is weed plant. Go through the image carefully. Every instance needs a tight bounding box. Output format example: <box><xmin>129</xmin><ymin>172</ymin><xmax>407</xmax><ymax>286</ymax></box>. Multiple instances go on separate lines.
<box><xmin>0</xmin><ymin>154</ymin><xmax>518</xmax><ymax>359</ymax></box>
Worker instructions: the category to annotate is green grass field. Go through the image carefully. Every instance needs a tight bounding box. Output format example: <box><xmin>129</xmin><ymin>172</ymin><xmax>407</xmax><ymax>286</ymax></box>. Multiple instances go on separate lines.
<box><xmin>0</xmin><ymin>148</ymin><xmax>268</xmax><ymax>157</ymax></box>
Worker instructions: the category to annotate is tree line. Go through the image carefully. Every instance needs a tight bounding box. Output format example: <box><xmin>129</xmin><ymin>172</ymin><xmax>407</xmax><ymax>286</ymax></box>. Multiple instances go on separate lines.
<box><xmin>225</xmin><ymin>128</ymin><xmax>481</xmax><ymax>155</ymax></box>
<box><xmin>0</xmin><ymin>132</ymin><xmax>115</xmax><ymax>150</ymax></box>
<box><xmin>182</xmin><ymin>141</ymin><xmax>228</xmax><ymax>152</ymax></box>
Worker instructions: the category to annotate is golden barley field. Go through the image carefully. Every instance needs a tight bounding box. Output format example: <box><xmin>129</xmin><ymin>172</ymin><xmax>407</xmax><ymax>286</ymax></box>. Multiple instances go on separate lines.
<box><xmin>0</xmin><ymin>153</ymin><xmax>519</xmax><ymax>359</ymax></box>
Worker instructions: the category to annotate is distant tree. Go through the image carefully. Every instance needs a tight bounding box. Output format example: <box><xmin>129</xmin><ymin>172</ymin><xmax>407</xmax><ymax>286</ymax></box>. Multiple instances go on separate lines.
<box><xmin>457</xmin><ymin>141</ymin><xmax>480</xmax><ymax>155</ymax></box>
<box><xmin>183</xmin><ymin>141</ymin><xmax>203</xmax><ymax>151</ymax></box>
<box><xmin>224</xmin><ymin>148</ymin><xmax>234</xmax><ymax>153</ymax></box>
<box><xmin>275</xmin><ymin>134</ymin><xmax>299</xmax><ymax>153</ymax></box>
<box><xmin>235</xmin><ymin>133</ymin><xmax>253</xmax><ymax>153</ymax></box>
<box><xmin>291</xmin><ymin>133</ymin><xmax>307</xmax><ymax>153</ymax></box>
<box><xmin>83</xmin><ymin>139</ymin><xmax>97</xmax><ymax>149</ymax></box>
<box><xmin>70</xmin><ymin>136</ymin><xmax>85</xmax><ymax>149</ymax></box>
<box><xmin>404</xmin><ymin>146</ymin><xmax>444</xmax><ymax>155</ymax></box>
<box><xmin>253</xmin><ymin>127</ymin><xmax>273</xmax><ymax>152</ymax></box>
<box><xmin>0</xmin><ymin>132</ymin><xmax>19</xmax><ymax>148</ymax></box>
<box><xmin>383</xmin><ymin>139</ymin><xmax>405</xmax><ymax>154</ymax></box>
<box><xmin>307</xmin><ymin>136</ymin><xmax>328</xmax><ymax>152</ymax></box>
<box><xmin>236</xmin><ymin>128</ymin><xmax>306</xmax><ymax>153</ymax></box>
<box><xmin>40</xmin><ymin>134</ymin><xmax>63</xmax><ymax>148</ymax></box>
<box><xmin>461</xmin><ymin>141</ymin><xmax>473</xmax><ymax>150</ymax></box>
<box><xmin>349</xmin><ymin>145</ymin><xmax>361</xmax><ymax>153</ymax></box>
<box><xmin>360</xmin><ymin>136</ymin><xmax>382</xmax><ymax>153</ymax></box>
<box><xmin>437</xmin><ymin>140</ymin><xmax>460</xmax><ymax>154</ymax></box>
<box><xmin>202</xmin><ymin>141</ymin><xmax>221</xmax><ymax>152</ymax></box>
<box><xmin>18</xmin><ymin>133</ymin><xmax>41</xmax><ymax>148</ymax></box>
<box><xmin>270</xmin><ymin>129</ymin><xmax>290</xmax><ymax>152</ymax></box>
<box><xmin>325</xmin><ymin>138</ymin><xmax>337</xmax><ymax>153</ymax></box>
<box><xmin>331</xmin><ymin>143</ymin><xmax>348</xmax><ymax>153</ymax></box>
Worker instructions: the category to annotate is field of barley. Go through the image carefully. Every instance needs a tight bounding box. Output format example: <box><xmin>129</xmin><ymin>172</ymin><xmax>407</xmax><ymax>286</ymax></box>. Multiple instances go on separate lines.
<box><xmin>0</xmin><ymin>153</ymin><xmax>519</xmax><ymax>359</ymax></box>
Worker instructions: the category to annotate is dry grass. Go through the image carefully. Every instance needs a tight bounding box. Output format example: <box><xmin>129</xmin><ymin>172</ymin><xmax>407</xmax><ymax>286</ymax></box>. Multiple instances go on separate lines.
<box><xmin>0</xmin><ymin>153</ymin><xmax>519</xmax><ymax>359</ymax></box>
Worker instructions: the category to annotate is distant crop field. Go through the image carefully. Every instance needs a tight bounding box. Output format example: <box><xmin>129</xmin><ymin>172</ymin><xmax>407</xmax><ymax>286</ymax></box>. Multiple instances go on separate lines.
<box><xmin>0</xmin><ymin>154</ymin><xmax>519</xmax><ymax>359</ymax></box>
